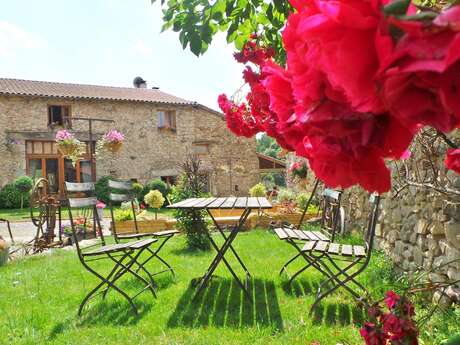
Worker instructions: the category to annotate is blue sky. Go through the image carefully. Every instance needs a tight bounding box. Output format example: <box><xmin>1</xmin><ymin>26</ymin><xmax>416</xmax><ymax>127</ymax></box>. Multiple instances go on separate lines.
<box><xmin>0</xmin><ymin>0</ymin><xmax>244</xmax><ymax>110</ymax></box>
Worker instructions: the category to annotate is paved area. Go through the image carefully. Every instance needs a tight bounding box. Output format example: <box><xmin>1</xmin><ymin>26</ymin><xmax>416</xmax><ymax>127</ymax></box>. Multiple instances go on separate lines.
<box><xmin>0</xmin><ymin>218</ymin><xmax>111</xmax><ymax>243</ymax></box>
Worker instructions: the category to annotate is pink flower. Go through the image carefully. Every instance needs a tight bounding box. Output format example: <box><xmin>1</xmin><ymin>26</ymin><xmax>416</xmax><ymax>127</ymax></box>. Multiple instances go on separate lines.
<box><xmin>445</xmin><ymin>148</ymin><xmax>460</xmax><ymax>174</ymax></box>
<box><xmin>55</xmin><ymin>129</ymin><xmax>74</xmax><ymax>141</ymax></box>
<box><xmin>384</xmin><ymin>290</ymin><xmax>400</xmax><ymax>309</ymax></box>
<box><xmin>382</xmin><ymin>313</ymin><xmax>404</xmax><ymax>339</ymax></box>
<box><xmin>96</xmin><ymin>201</ymin><xmax>106</xmax><ymax>209</ymax></box>
<box><xmin>104</xmin><ymin>129</ymin><xmax>124</xmax><ymax>143</ymax></box>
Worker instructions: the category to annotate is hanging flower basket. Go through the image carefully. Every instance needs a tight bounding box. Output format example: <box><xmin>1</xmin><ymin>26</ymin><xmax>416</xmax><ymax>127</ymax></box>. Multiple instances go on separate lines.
<box><xmin>289</xmin><ymin>161</ymin><xmax>308</xmax><ymax>180</ymax></box>
<box><xmin>55</xmin><ymin>130</ymin><xmax>84</xmax><ymax>161</ymax></box>
<box><xmin>103</xmin><ymin>140</ymin><xmax>123</xmax><ymax>153</ymax></box>
<box><xmin>96</xmin><ymin>129</ymin><xmax>125</xmax><ymax>155</ymax></box>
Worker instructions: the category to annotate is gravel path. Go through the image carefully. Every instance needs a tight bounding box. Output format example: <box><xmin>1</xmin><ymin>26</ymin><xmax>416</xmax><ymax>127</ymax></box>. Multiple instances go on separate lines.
<box><xmin>0</xmin><ymin>218</ymin><xmax>111</xmax><ymax>243</ymax></box>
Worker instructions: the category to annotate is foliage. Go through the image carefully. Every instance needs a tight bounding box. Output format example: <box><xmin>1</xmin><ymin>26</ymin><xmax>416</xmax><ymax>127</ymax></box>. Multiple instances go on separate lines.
<box><xmin>289</xmin><ymin>162</ymin><xmax>308</xmax><ymax>180</ymax></box>
<box><xmin>171</xmin><ymin>155</ymin><xmax>210</xmax><ymax>251</ymax></box>
<box><xmin>13</xmin><ymin>176</ymin><xmax>33</xmax><ymax>209</ymax></box>
<box><xmin>296</xmin><ymin>192</ymin><xmax>319</xmax><ymax>214</ymax></box>
<box><xmin>256</xmin><ymin>133</ymin><xmax>282</xmax><ymax>159</ymax></box>
<box><xmin>151</xmin><ymin>0</ymin><xmax>291</xmax><ymax>64</ymax></box>
<box><xmin>144</xmin><ymin>190</ymin><xmax>165</xmax><ymax>209</ymax></box>
<box><xmin>276</xmin><ymin>188</ymin><xmax>295</xmax><ymax>203</ymax></box>
<box><xmin>249</xmin><ymin>182</ymin><xmax>266</xmax><ymax>197</ymax></box>
<box><xmin>132</xmin><ymin>182</ymin><xmax>144</xmax><ymax>200</ymax></box>
<box><xmin>142</xmin><ymin>179</ymin><xmax>170</xmax><ymax>202</ymax></box>
<box><xmin>0</xmin><ymin>184</ymin><xmax>24</xmax><ymax>209</ymax></box>
<box><xmin>55</xmin><ymin>129</ymin><xmax>86</xmax><ymax>166</ymax></box>
<box><xmin>95</xmin><ymin>176</ymin><xmax>112</xmax><ymax>204</ymax></box>
<box><xmin>113</xmin><ymin>209</ymin><xmax>133</xmax><ymax>222</ymax></box>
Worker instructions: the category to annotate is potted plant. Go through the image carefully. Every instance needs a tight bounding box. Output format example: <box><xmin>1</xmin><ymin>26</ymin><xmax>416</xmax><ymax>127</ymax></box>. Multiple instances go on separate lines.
<box><xmin>144</xmin><ymin>190</ymin><xmax>165</xmax><ymax>220</ymax></box>
<box><xmin>55</xmin><ymin>130</ymin><xmax>85</xmax><ymax>166</ymax></box>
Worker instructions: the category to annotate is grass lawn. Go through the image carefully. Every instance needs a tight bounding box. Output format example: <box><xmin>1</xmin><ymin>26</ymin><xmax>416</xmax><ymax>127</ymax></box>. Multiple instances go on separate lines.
<box><xmin>0</xmin><ymin>207</ymin><xmax>174</xmax><ymax>222</ymax></box>
<box><xmin>0</xmin><ymin>230</ymin><xmax>458</xmax><ymax>345</ymax></box>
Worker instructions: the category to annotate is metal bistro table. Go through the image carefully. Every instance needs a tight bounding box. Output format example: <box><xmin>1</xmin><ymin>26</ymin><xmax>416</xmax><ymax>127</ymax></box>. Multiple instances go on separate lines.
<box><xmin>168</xmin><ymin>196</ymin><xmax>272</xmax><ymax>300</ymax></box>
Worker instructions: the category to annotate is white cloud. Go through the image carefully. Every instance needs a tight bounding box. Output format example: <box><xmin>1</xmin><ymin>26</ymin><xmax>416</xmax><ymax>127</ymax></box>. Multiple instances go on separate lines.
<box><xmin>0</xmin><ymin>21</ymin><xmax>46</xmax><ymax>57</ymax></box>
<box><xmin>131</xmin><ymin>39</ymin><xmax>153</xmax><ymax>57</ymax></box>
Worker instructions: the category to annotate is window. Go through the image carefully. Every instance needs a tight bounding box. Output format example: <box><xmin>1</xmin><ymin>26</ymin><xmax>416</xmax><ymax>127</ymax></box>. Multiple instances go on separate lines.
<box><xmin>48</xmin><ymin>105</ymin><xmax>71</xmax><ymax>127</ymax></box>
<box><xmin>158</xmin><ymin>110</ymin><xmax>176</xmax><ymax>131</ymax></box>
<box><xmin>192</xmin><ymin>144</ymin><xmax>209</xmax><ymax>155</ymax></box>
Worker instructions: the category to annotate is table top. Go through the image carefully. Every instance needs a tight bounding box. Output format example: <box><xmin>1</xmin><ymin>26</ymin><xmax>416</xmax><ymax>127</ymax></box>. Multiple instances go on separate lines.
<box><xmin>167</xmin><ymin>197</ymin><xmax>272</xmax><ymax>210</ymax></box>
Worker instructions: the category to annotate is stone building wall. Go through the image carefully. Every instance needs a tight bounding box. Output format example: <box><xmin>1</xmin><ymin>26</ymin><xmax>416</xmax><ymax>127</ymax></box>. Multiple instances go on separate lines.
<box><xmin>0</xmin><ymin>95</ymin><xmax>258</xmax><ymax>196</ymax></box>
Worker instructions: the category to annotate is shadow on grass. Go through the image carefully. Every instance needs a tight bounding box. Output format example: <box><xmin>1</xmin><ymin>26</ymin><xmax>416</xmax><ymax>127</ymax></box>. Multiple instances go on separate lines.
<box><xmin>167</xmin><ymin>278</ymin><xmax>283</xmax><ymax>331</ymax></box>
<box><xmin>311</xmin><ymin>302</ymin><xmax>364</xmax><ymax>326</ymax></box>
<box><xmin>281</xmin><ymin>278</ymin><xmax>320</xmax><ymax>297</ymax></box>
<box><xmin>48</xmin><ymin>300</ymin><xmax>151</xmax><ymax>340</ymax></box>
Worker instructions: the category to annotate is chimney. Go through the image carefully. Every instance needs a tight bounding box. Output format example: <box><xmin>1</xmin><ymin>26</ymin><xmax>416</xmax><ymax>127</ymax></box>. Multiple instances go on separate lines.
<box><xmin>133</xmin><ymin>76</ymin><xmax>147</xmax><ymax>88</ymax></box>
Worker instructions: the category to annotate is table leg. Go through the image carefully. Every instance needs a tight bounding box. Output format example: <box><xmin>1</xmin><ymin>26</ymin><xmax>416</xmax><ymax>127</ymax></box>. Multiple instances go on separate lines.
<box><xmin>194</xmin><ymin>208</ymin><xmax>253</xmax><ymax>300</ymax></box>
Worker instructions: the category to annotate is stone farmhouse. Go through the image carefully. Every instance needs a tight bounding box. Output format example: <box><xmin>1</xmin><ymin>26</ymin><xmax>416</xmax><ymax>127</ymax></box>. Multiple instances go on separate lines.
<box><xmin>0</xmin><ymin>77</ymin><xmax>260</xmax><ymax>196</ymax></box>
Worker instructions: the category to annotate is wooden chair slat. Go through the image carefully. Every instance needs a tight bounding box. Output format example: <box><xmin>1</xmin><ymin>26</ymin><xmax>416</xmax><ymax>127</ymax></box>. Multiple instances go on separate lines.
<box><xmin>304</xmin><ymin>231</ymin><xmax>321</xmax><ymax>241</ymax></box>
<box><xmin>353</xmin><ymin>245</ymin><xmax>366</xmax><ymax>257</ymax></box>
<box><xmin>315</xmin><ymin>232</ymin><xmax>330</xmax><ymax>241</ymax></box>
<box><xmin>68</xmin><ymin>197</ymin><xmax>98</xmax><ymax>208</ymax></box>
<box><xmin>294</xmin><ymin>230</ymin><xmax>309</xmax><ymax>240</ymax></box>
<box><xmin>314</xmin><ymin>241</ymin><xmax>329</xmax><ymax>252</ymax></box>
<box><xmin>322</xmin><ymin>189</ymin><xmax>341</xmax><ymax>201</ymax></box>
<box><xmin>341</xmin><ymin>244</ymin><xmax>353</xmax><ymax>256</ymax></box>
<box><xmin>328</xmin><ymin>243</ymin><xmax>340</xmax><ymax>254</ymax></box>
<box><xmin>108</xmin><ymin>180</ymin><xmax>132</xmax><ymax>190</ymax></box>
<box><xmin>302</xmin><ymin>241</ymin><xmax>316</xmax><ymax>251</ymax></box>
<box><xmin>66</xmin><ymin>182</ymin><xmax>95</xmax><ymax>192</ymax></box>
<box><xmin>274</xmin><ymin>228</ymin><xmax>289</xmax><ymax>240</ymax></box>
<box><xmin>110</xmin><ymin>193</ymin><xmax>132</xmax><ymax>202</ymax></box>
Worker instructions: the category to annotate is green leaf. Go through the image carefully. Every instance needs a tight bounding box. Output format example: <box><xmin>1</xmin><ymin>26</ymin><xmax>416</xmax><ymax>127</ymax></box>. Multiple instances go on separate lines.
<box><xmin>383</xmin><ymin>0</ymin><xmax>411</xmax><ymax>15</ymax></box>
<box><xmin>190</xmin><ymin>33</ymin><xmax>203</xmax><ymax>55</ymax></box>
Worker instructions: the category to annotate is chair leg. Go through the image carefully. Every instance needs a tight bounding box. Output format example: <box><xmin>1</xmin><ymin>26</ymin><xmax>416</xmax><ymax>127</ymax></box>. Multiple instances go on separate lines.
<box><xmin>134</xmin><ymin>235</ymin><xmax>175</xmax><ymax>278</ymax></box>
<box><xmin>279</xmin><ymin>252</ymin><xmax>301</xmax><ymax>276</ymax></box>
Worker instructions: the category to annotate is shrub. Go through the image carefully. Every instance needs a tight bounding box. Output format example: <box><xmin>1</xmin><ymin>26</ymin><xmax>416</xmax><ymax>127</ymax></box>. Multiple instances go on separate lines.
<box><xmin>95</xmin><ymin>176</ymin><xmax>112</xmax><ymax>204</ymax></box>
<box><xmin>114</xmin><ymin>209</ymin><xmax>133</xmax><ymax>221</ymax></box>
<box><xmin>0</xmin><ymin>184</ymin><xmax>23</xmax><ymax>209</ymax></box>
<box><xmin>132</xmin><ymin>182</ymin><xmax>143</xmax><ymax>200</ymax></box>
<box><xmin>296</xmin><ymin>192</ymin><xmax>320</xmax><ymax>213</ymax></box>
<box><xmin>144</xmin><ymin>190</ymin><xmax>165</xmax><ymax>219</ymax></box>
<box><xmin>171</xmin><ymin>155</ymin><xmax>210</xmax><ymax>251</ymax></box>
<box><xmin>249</xmin><ymin>183</ymin><xmax>267</xmax><ymax>197</ymax></box>
<box><xmin>142</xmin><ymin>179</ymin><xmax>170</xmax><ymax>201</ymax></box>
<box><xmin>277</xmin><ymin>188</ymin><xmax>295</xmax><ymax>203</ymax></box>
<box><xmin>14</xmin><ymin>176</ymin><xmax>33</xmax><ymax>209</ymax></box>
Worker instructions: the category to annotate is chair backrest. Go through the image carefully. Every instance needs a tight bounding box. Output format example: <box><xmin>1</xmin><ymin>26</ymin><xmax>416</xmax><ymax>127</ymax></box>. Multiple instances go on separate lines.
<box><xmin>108</xmin><ymin>179</ymin><xmax>138</xmax><ymax>239</ymax></box>
<box><xmin>65</xmin><ymin>182</ymin><xmax>105</xmax><ymax>257</ymax></box>
<box><xmin>320</xmin><ymin>188</ymin><xmax>343</xmax><ymax>241</ymax></box>
<box><xmin>364</xmin><ymin>194</ymin><xmax>381</xmax><ymax>253</ymax></box>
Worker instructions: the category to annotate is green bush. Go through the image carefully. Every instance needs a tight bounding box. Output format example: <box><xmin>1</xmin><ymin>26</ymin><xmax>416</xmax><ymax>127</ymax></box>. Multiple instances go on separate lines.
<box><xmin>113</xmin><ymin>209</ymin><xmax>133</xmax><ymax>221</ymax></box>
<box><xmin>142</xmin><ymin>179</ymin><xmax>170</xmax><ymax>201</ymax></box>
<box><xmin>95</xmin><ymin>176</ymin><xmax>112</xmax><ymax>204</ymax></box>
<box><xmin>249</xmin><ymin>183</ymin><xmax>267</xmax><ymax>197</ymax></box>
<box><xmin>14</xmin><ymin>176</ymin><xmax>33</xmax><ymax>209</ymax></box>
<box><xmin>0</xmin><ymin>184</ymin><xmax>24</xmax><ymax>209</ymax></box>
<box><xmin>277</xmin><ymin>188</ymin><xmax>295</xmax><ymax>203</ymax></box>
<box><xmin>171</xmin><ymin>156</ymin><xmax>211</xmax><ymax>251</ymax></box>
<box><xmin>132</xmin><ymin>182</ymin><xmax>143</xmax><ymax>200</ymax></box>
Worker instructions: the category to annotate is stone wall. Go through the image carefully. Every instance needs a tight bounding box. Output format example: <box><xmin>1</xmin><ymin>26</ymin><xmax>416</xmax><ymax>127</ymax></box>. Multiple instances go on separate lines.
<box><xmin>0</xmin><ymin>95</ymin><xmax>259</xmax><ymax>196</ymax></box>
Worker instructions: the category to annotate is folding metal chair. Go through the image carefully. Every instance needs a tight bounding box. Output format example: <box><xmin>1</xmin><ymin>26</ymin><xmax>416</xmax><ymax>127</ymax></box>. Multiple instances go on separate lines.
<box><xmin>108</xmin><ymin>180</ymin><xmax>178</xmax><ymax>279</ymax></box>
<box><xmin>65</xmin><ymin>182</ymin><xmax>157</xmax><ymax>316</ymax></box>
<box><xmin>306</xmin><ymin>194</ymin><xmax>381</xmax><ymax>313</ymax></box>
<box><xmin>275</xmin><ymin>180</ymin><xmax>345</xmax><ymax>285</ymax></box>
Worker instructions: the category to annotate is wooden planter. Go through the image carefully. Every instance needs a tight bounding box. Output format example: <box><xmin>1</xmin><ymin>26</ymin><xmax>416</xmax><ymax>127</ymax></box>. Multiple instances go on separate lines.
<box><xmin>111</xmin><ymin>219</ymin><xmax>176</xmax><ymax>234</ymax></box>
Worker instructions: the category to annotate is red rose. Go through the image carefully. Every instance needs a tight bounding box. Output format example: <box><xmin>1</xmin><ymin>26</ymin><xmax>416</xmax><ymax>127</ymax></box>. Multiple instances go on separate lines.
<box><xmin>284</xmin><ymin>0</ymin><xmax>387</xmax><ymax>114</ymax></box>
<box><xmin>360</xmin><ymin>322</ymin><xmax>388</xmax><ymax>345</ymax></box>
<box><xmin>381</xmin><ymin>6</ymin><xmax>460</xmax><ymax>132</ymax></box>
<box><xmin>382</xmin><ymin>313</ymin><xmax>404</xmax><ymax>339</ymax></box>
<box><xmin>445</xmin><ymin>148</ymin><xmax>460</xmax><ymax>174</ymax></box>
